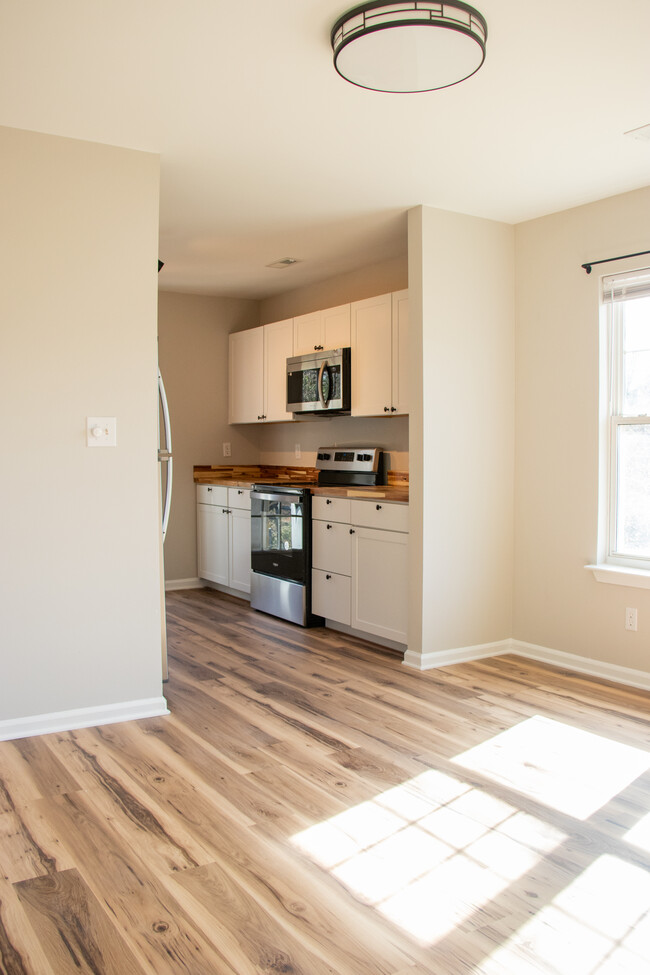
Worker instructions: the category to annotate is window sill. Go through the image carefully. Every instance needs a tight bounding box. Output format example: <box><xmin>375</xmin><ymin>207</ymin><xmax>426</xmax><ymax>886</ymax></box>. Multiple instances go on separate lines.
<box><xmin>586</xmin><ymin>564</ymin><xmax>650</xmax><ymax>589</ymax></box>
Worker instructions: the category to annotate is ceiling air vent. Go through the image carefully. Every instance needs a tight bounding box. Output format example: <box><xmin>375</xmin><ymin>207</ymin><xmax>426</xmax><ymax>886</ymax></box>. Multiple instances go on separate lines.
<box><xmin>266</xmin><ymin>257</ymin><xmax>300</xmax><ymax>269</ymax></box>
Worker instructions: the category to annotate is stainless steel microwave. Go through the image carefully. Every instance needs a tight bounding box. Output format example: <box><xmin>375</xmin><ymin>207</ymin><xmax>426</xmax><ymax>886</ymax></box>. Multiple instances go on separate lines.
<box><xmin>286</xmin><ymin>347</ymin><xmax>351</xmax><ymax>415</ymax></box>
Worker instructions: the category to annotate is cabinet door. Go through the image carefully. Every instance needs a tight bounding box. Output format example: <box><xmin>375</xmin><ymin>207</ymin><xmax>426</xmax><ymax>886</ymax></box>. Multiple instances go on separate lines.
<box><xmin>229</xmin><ymin>326</ymin><xmax>264</xmax><ymax>423</ymax></box>
<box><xmin>322</xmin><ymin>304</ymin><xmax>350</xmax><ymax>351</ymax></box>
<box><xmin>264</xmin><ymin>319</ymin><xmax>294</xmax><ymax>422</ymax></box>
<box><xmin>391</xmin><ymin>290</ymin><xmax>409</xmax><ymax>415</ymax></box>
<box><xmin>312</xmin><ymin>520</ymin><xmax>352</xmax><ymax>575</ymax></box>
<box><xmin>293</xmin><ymin>312</ymin><xmax>322</xmax><ymax>355</ymax></box>
<box><xmin>351</xmin><ymin>293</ymin><xmax>393</xmax><ymax>417</ymax></box>
<box><xmin>351</xmin><ymin>526</ymin><xmax>408</xmax><ymax>643</ymax></box>
<box><xmin>229</xmin><ymin>507</ymin><xmax>251</xmax><ymax>593</ymax></box>
<box><xmin>312</xmin><ymin>569</ymin><xmax>351</xmax><ymax>625</ymax></box>
<box><xmin>197</xmin><ymin>504</ymin><xmax>229</xmax><ymax>585</ymax></box>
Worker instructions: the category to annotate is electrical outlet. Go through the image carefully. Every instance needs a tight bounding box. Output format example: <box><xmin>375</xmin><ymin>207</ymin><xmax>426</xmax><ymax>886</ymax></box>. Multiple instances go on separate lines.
<box><xmin>625</xmin><ymin>607</ymin><xmax>638</xmax><ymax>631</ymax></box>
<box><xmin>222</xmin><ymin>442</ymin><xmax>231</xmax><ymax>457</ymax></box>
<box><xmin>295</xmin><ymin>443</ymin><xmax>301</xmax><ymax>459</ymax></box>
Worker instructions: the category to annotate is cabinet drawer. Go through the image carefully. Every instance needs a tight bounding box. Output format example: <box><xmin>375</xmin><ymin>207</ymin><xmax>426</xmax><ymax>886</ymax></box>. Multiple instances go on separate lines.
<box><xmin>312</xmin><ymin>569</ymin><xmax>351</xmax><ymax>625</ymax></box>
<box><xmin>313</xmin><ymin>496</ymin><xmax>351</xmax><ymax>523</ymax></box>
<box><xmin>197</xmin><ymin>484</ymin><xmax>228</xmax><ymax>506</ymax></box>
<box><xmin>312</xmin><ymin>520</ymin><xmax>352</xmax><ymax>576</ymax></box>
<box><xmin>350</xmin><ymin>499</ymin><xmax>408</xmax><ymax>532</ymax></box>
<box><xmin>228</xmin><ymin>487</ymin><xmax>251</xmax><ymax>510</ymax></box>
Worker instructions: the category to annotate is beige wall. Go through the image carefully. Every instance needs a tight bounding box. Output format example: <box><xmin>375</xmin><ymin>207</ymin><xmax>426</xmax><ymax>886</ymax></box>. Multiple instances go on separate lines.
<box><xmin>158</xmin><ymin>292</ymin><xmax>260</xmax><ymax>581</ymax></box>
<box><xmin>259</xmin><ymin>256</ymin><xmax>408</xmax><ymax>324</ymax></box>
<box><xmin>514</xmin><ymin>185</ymin><xmax>650</xmax><ymax>670</ymax></box>
<box><xmin>0</xmin><ymin>126</ymin><xmax>163</xmax><ymax>727</ymax></box>
<box><xmin>407</xmin><ymin>206</ymin><xmax>516</xmax><ymax>662</ymax></box>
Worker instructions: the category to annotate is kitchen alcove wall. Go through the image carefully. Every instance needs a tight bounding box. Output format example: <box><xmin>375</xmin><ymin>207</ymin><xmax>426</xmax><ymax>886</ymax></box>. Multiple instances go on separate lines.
<box><xmin>158</xmin><ymin>255</ymin><xmax>409</xmax><ymax>585</ymax></box>
<box><xmin>158</xmin><ymin>292</ymin><xmax>260</xmax><ymax>583</ymax></box>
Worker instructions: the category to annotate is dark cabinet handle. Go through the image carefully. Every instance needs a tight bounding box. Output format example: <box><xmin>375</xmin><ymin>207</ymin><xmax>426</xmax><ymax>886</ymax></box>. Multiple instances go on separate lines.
<box><xmin>238</xmin><ymin>489</ymin><xmax>243</xmax><ymax>495</ymax></box>
<box><xmin>349</xmin><ymin>528</ymin><xmax>355</xmax><ymax>534</ymax></box>
<box><xmin>376</xmin><ymin>504</ymin><xmax>382</xmax><ymax>510</ymax></box>
<box><xmin>326</xmin><ymin>574</ymin><xmax>332</xmax><ymax>580</ymax></box>
<box><xmin>326</xmin><ymin>498</ymin><xmax>332</xmax><ymax>504</ymax></box>
<box><xmin>391</xmin><ymin>406</ymin><xmax>397</xmax><ymax>412</ymax></box>
<box><xmin>326</xmin><ymin>524</ymin><xmax>333</xmax><ymax>529</ymax></box>
<box><xmin>314</xmin><ymin>344</ymin><xmax>324</xmax><ymax>350</ymax></box>
<box><xmin>222</xmin><ymin>508</ymin><xmax>231</xmax><ymax>514</ymax></box>
<box><xmin>207</xmin><ymin>487</ymin><xmax>212</xmax><ymax>492</ymax></box>
<box><xmin>257</xmin><ymin>415</ymin><xmax>263</xmax><ymax>420</ymax></box>
<box><xmin>384</xmin><ymin>406</ymin><xmax>390</xmax><ymax>412</ymax></box>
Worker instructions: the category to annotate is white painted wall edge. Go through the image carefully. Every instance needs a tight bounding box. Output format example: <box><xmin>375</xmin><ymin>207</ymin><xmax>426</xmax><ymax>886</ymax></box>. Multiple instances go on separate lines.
<box><xmin>404</xmin><ymin>638</ymin><xmax>650</xmax><ymax>692</ymax></box>
<box><xmin>0</xmin><ymin>697</ymin><xmax>170</xmax><ymax>742</ymax></box>
<box><xmin>165</xmin><ymin>578</ymin><xmax>203</xmax><ymax>590</ymax></box>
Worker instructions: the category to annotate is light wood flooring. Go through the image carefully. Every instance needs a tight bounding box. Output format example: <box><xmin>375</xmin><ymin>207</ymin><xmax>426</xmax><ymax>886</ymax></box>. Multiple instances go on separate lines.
<box><xmin>2</xmin><ymin>588</ymin><xmax>650</xmax><ymax>974</ymax></box>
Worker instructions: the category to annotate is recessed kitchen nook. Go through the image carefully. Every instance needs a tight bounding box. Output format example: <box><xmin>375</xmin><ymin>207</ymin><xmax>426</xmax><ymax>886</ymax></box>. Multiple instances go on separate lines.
<box><xmin>191</xmin><ymin>286</ymin><xmax>410</xmax><ymax>653</ymax></box>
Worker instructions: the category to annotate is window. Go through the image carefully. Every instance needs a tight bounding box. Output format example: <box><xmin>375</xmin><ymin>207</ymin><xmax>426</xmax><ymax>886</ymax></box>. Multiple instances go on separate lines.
<box><xmin>601</xmin><ymin>267</ymin><xmax>650</xmax><ymax>570</ymax></box>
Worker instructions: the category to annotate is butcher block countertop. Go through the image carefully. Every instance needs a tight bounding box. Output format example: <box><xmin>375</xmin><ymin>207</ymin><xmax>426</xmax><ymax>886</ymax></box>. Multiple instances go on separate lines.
<box><xmin>193</xmin><ymin>465</ymin><xmax>409</xmax><ymax>503</ymax></box>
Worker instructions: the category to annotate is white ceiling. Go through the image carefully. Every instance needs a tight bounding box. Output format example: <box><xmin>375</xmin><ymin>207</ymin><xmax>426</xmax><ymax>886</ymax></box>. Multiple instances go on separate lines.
<box><xmin>2</xmin><ymin>1</ymin><xmax>650</xmax><ymax>299</ymax></box>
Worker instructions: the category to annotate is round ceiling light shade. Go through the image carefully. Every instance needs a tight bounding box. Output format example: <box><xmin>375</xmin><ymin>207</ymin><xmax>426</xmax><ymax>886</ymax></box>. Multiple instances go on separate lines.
<box><xmin>331</xmin><ymin>1</ymin><xmax>488</xmax><ymax>93</ymax></box>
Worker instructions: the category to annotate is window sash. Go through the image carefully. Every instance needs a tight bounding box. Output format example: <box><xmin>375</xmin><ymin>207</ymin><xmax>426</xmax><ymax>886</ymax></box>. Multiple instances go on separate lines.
<box><xmin>608</xmin><ymin>289</ymin><xmax>650</xmax><ymax>565</ymax></box>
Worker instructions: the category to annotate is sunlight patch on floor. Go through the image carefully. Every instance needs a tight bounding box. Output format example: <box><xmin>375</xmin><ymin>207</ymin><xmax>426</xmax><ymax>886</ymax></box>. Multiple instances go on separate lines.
<box><xmin>452</xmin><ymin>715</ymin><xmax>650</xmax><ymax>820</ymax></box>
<box><xmin>482</xmin><ymin>855</ymin><xmax>650</xmax><ymax>975</ymax></box>
<box><xmin>292</xmin><ymin>766</ymin><xmax>566</xmax><ymax>944</ymax></box>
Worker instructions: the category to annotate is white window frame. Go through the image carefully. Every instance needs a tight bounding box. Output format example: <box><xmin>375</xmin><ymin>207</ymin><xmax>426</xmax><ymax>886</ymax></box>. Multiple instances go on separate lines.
<box><xmin>588</xmin><ymin>266</ymin><xmax>650</xmax><ymax>587</ymax></box>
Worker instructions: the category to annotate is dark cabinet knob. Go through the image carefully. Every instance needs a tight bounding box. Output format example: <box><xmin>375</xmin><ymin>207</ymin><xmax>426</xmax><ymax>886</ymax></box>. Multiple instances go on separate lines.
<box><xmin>326</xmin><ymin>574</ymin><xmax>332</xmax><ymax>580</ymax></box>
<box><xmin>384</xmin><ymin>406</ymin><xmax>390</xmax><ymax>412</ymax></box>
<box><xmin>326</xmin><ymin>524</ymin><xmax>333</xmax><ymax>529</ymax></box>
<box><xmin>257</xmin><ymin>415</ymin><xmax>263</xmax><ymax>420</ymax></box>
<box><xmin>326</xmin><ymin>498</ymin><xmax>332</xmax><ymax>504</ymax></box>
<box><xmin>349</xmin><ymin>528</ymin><xmax>355</xmax><ymax>534</ymax></box>
<box><xmin>376</xmin><ymin>504</ymin><xmax>382</xmax><ymax>510</ymax></box>
<box><xmin>391</xmin><ymin>406</ymin><xmax>397</xmax><ymax>412</ymax></box>
<box><xmin>238</xmin><ymin>489</ymin><xmax>243</xmax><ymax>495</ymax></box>
<box><xmin>207</xmin><ymin>487</ymin><xmax>212</xmax><ymax>492</ymax></box>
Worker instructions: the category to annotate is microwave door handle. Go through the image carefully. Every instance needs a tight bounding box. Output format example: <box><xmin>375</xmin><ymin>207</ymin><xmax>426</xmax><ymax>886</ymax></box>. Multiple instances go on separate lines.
<box><xmin>318</xmin><ymin>360</ymin><xmax>330</xmax><ymax>407</ymax></box>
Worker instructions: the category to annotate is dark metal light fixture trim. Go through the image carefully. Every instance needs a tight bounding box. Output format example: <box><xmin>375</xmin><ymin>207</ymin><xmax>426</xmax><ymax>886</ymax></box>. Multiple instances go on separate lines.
<box><xmin>331</xmin><ymin>1</ymin><xmax>488</xmax><ymax>93</ymax></box>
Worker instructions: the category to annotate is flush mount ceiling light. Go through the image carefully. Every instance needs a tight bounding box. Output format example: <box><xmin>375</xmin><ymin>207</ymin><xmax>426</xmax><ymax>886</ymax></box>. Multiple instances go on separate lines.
<box><xmin>331</xmin><ymin>1</ymin><xmax>488</xmax><ymax>93</ymax></box>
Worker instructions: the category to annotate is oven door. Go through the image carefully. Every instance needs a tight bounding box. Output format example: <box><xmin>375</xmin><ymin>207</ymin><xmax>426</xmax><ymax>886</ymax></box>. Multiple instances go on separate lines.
<box><xmin>250</xmin><ymin>490</ymin><xmax>309</xmax><ymax>583</ymax></box>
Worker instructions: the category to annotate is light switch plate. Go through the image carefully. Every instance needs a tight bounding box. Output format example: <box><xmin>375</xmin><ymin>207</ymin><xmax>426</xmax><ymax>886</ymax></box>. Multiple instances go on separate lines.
<box><xmin>87</xmin><ymin>416</ymin><xmax>117</xmax><ymax>447</ymax></box>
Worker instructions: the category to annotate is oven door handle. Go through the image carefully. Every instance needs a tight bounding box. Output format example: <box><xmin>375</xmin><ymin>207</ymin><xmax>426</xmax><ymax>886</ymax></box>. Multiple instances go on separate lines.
<box><xmin>317</xmin><ymin>360</ymin><xmax>330</xmax><ymax>408</ymax></box>
<box><xmin>251</xmin><ymin>490</ymin><xmax>304</xmax><ymax>504</ymax></box>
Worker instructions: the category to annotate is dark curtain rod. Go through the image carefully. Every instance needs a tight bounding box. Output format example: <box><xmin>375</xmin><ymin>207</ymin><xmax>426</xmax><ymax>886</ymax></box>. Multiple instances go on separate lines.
<box><xmin>581</xmin><ymin>249</ymin><xmax>650</xmax><ymax>274</ymax></box>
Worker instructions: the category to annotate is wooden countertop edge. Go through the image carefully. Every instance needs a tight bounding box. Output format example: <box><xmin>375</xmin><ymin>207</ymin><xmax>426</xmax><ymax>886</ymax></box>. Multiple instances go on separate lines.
<box><xmin>193</xmin><ymin>465</ymin><xmax>408</xmax><ymax>502</ymax></box>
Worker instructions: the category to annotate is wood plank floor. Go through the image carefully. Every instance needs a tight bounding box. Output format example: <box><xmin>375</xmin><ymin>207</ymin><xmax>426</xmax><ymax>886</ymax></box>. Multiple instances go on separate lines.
<box><xmin>2</xmin><ymin>588</ymin><xmax>650</xmax><ymax>974</ymax></box>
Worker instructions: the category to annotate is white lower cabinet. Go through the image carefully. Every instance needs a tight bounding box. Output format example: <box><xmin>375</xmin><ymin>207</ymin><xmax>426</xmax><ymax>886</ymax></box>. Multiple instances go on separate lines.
<box><xmin>311</xmin><ymin>495</ymin><xmax>408</xmax><ymax>643</ymax></box>
<box><xmin>351</xmin><ymin>526</ymin><xmax>408</xmax><ymax>643</ymax></box>
<box><xmin>197</xmin><ymin>485</ymin><xmax>251</xmax><ymax>595</ymax></box>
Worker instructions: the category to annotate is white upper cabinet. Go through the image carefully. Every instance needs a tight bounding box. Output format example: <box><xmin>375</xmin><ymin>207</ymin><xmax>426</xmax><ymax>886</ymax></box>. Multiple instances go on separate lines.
<box><xmin>351</xmin><ymin>290</ymin><xmax>409</xmax><ymax>417</ymax></box>
<box><xmin>229</xmin><ymin>325</ymin><xmax>264</xmax><ymax>424</ymax></box>
<box><xmin>263</xmin><ymin>318</ymin><xmax>294</xmax><ymax>422</ymax></box>
<box><xmin>391</xmin><ymin>289</ymin><xmax>409</xmax><ymax>416</ymax></box>
<box><xmin>293</xmin><ymin>304</ymin><xmax>351</xmax><ymax>355</ymax></box>
<box><xmin>229</xmin><ymin>319</ymin><xmax>293</xmax><ymax>423</ymax></box>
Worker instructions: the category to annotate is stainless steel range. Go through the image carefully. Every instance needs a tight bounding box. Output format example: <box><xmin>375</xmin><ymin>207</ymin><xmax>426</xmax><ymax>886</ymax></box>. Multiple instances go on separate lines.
<box><xmin>250</xmin><ymin>446</ymin><xmax>383</xmax><ymax>627</ymax></box>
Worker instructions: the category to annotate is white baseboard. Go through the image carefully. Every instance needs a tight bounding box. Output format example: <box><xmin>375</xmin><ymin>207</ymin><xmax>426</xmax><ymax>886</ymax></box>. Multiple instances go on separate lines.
<box><xmin>403</xmin><ymin>636</ymin><xmax>650</xmax><ymax>692</ymax></box>
<box><xmin>165</xmin><ymin>577</ymin><xmax>202</xmax><ymax>591</ymax></box>
<box><xmin>403</xmin><ymin>639</ymin><xmax>511</xmax><ymax>671</ymax></box>
<box><xmin>0</xmin><ymin>696</ymin><xmax>170</xmax><ymax>742</ymax></box>
<box><xmin>510</xmin><ymin>639</ymin><xmax>650</xmax><ymax>692</ymax></box>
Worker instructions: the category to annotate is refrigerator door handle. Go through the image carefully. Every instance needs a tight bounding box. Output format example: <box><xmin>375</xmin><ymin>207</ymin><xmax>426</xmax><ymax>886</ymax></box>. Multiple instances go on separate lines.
<box><xmin>158</xmin><ymin>369</ymin><xmax>173</xmax><ymax>542</ymax></box>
